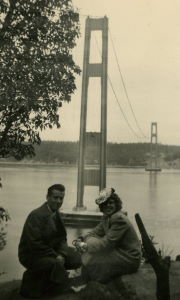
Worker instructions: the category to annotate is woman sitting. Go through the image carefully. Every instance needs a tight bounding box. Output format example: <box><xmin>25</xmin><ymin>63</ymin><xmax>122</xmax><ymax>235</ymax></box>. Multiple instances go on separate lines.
<box><xmin>77</xmin><ymin>188</ymin><xmax>141</xmax><ymax>283</ymax></box>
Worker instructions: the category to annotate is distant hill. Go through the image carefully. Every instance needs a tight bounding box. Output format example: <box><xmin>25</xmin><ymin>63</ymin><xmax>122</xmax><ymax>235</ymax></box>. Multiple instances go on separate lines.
<box><xmin>2</xmin><ymin>141</ymin><xmax>180</xmax><ymax>168</ymax></box>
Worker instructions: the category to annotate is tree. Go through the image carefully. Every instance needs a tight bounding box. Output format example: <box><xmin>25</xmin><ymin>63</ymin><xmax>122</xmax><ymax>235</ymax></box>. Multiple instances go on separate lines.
<box><xmin>0</xmin><ymin>206</ymin><xmax>10</xmax><ymax>252</ymax></box>
<box><xmin>0</xmin><ymin>0</ymin><xmax>80</xmax><ymax>160</ymax></box>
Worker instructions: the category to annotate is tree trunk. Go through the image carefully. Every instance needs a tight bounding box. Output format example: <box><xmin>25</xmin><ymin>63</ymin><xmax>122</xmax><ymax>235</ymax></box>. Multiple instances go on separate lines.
<box><xmin>135</xmin><ymin>213</ymin><xmax>170</xmax><ymax>300</ymax></box>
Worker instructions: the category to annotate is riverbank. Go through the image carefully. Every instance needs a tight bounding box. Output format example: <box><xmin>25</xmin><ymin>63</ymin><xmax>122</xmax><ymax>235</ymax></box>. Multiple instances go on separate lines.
<box><xmin>1</xmin><ymin>262</ymin><xmax>180</xmax><ymax>300</ymax></box>
<box><xmin>0</xmin><ymin>160</ymin><xmax>145</xmax><ymax>168</ymax></box>
<box><xmin>0</xmin><ymin>160</ymin><xmax>176</xmax><ymax>169</ymax></box>
<box><xmin>0</xmin><ymin>161</ymin><xmax>77</xmax><ymax>168</ymax></box>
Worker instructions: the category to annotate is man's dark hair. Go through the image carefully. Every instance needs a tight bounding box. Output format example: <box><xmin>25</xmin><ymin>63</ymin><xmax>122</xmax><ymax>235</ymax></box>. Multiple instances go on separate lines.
<box><xmin>47</xmin><ymin>184</ymin><xmax>65</xmax><ymax>196</ymax></box>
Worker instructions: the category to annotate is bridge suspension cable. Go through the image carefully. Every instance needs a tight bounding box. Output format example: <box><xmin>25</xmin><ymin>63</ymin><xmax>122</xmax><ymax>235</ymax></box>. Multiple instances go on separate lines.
<box><xmin>107</xmin><ymin>75</ymin><xmax>144</xmax><ymax>139</ymax></box>
<box><xmin>109</xmin><ymin>29</ymin><xmax>148</xmax><ymax>139</ymax></box>
<box><xmin>94</xmin><ymin>34</ymin><xmax>144</xmax><ymax>140</ymax></box>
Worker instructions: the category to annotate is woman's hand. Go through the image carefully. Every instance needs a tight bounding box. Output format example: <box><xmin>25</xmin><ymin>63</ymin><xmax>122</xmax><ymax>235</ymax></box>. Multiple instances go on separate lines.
<box><xmin>73</xmin><ymin>240</ymin><xmax>88</xmax><ymax>253</ymax></box>
<box><xmin>79</xmin><ymin>242</ymin><xmax>88</xmax><ymax>252</ymax></box>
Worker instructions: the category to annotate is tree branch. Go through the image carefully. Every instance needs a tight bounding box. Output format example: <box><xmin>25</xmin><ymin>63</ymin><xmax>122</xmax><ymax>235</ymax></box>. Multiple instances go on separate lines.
<box><xmin>0</xmin><ymin>0</ymin><xmax>18</xmax><ymax>44</ymax></box>
<box><xmin>0</xmin><ymin>107</ymin><xmax>25</xmax><ymax>146</ymax></box>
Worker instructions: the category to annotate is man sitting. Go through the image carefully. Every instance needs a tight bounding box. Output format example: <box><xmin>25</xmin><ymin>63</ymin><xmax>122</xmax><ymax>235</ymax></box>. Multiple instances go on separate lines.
<box><xmin>18</xmin><ymin>184</ymin><xmax>81</xmax><ymax>298</ymax></box>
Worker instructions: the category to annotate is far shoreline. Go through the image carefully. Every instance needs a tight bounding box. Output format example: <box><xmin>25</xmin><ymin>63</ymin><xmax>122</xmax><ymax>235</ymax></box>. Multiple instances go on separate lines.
<box><xmin>0</xmin><ymin>161</ymin><xmax>178</xmax><ymax>170</ymax></box>
<box><xmin>0</xmin><ymin>161</ymin><xmax>145</xmax><ymax>168</ymax></box>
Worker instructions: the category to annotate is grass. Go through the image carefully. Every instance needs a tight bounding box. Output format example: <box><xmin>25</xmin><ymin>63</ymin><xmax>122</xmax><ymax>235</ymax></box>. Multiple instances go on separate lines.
<box><xmin>0</xmin><ymin>280</ymin><xmax>21</xmax><ymax>300</ymax></box>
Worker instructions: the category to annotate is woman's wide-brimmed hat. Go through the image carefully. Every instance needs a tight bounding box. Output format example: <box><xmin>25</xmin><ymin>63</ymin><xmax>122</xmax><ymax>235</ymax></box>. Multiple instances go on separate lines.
<box><xmin>95</xmin><ymin>188</ymin><xmax>115</xmax><ymax>205</ymax></box>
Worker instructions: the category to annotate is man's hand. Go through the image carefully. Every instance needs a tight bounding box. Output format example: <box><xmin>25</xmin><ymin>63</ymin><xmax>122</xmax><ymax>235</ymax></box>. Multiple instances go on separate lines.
<box><xmin>56</xmin><ymin>254</ymin><xmax>65</xmax><ymax>265</ymax></box>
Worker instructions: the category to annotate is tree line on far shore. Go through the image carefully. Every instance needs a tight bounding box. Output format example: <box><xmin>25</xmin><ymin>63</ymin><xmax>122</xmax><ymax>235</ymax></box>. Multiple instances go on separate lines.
<box><xmin>2</xmin><ymin>141</ymin><xmax>180</xmax><ymax>167</ymax></box>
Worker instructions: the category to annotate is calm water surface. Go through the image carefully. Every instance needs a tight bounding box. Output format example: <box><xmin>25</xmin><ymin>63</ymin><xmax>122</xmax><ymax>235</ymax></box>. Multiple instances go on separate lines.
<box><xmin>0</xmin><ymin>164</ymin><xmax>180</xmax><ymax>282</ymax></box>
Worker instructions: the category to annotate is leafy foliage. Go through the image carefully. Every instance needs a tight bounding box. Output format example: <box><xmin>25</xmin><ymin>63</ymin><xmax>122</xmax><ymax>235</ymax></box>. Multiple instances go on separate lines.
<box><xmin>3</xmin><ymin>141</ymin><xmax>179</xmax><ymax>166</ymax></box>
<box><xmin>2</xmin><ymin>141</ymin><xmax>151</xmax><ymax>165</ymax></box>
<box><xmin>0</xmin><ymin>0</ymin><xmax>80</xmax><ymax>160</ymax></box>
<box><xmin>0</xmin><ymin>207</ymin><xmax>10</xmax><ymax>251</ymax></box>
<box><xmin>34</xmin><ymin>141</ymin><xmax>79</xmax><ymax>163</ymax></box>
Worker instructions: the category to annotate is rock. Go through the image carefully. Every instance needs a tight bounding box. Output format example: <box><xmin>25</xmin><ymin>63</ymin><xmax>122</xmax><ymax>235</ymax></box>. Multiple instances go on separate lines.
<box><xmin>78</xmin><ymin>281</ymin><xmax>123</xmax><ymax>300</ymax></box>
<box><xmin>120</xmin><ymin>261</ymin><xmax>180</xmax><ymax>300</ymax></box>
<box><xmin>0</xmin><ymin>280</ymin><xmax>78</xmax><ymax>300</ymax></box>
<box><xmin>169</xmin><ymin>261</ymin><xmax>180</xmax><ymax>300</ymax></box>
<box><xmin>120</xmin><ymin>264</ymin><xmax>156</xmax><ymax>300</ymax></box>
<box><xmin>1</xmin><ymin>262</ymin><xmax>180</xmax><ymax>300</ymax></box>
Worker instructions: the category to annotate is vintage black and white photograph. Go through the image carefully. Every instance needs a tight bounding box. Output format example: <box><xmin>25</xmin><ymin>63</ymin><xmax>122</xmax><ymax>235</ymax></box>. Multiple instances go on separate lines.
<box><xmin>0</xmin><ymin>1</ymin><xmax>180</xmax><ymax>299</ymax></box>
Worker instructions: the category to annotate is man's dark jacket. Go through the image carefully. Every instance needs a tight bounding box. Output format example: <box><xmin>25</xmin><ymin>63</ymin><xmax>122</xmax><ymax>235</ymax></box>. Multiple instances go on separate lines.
<box><xmin>18</xmin><ymin>202</ymin><xmax>68</xmax><ymax>268</ymax></box>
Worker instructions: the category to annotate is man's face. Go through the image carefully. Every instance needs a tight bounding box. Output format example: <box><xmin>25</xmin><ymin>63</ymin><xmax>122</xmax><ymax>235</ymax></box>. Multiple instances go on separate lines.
<box><xmin>101</xmin><ymin>198</ymin><xmax>116</xmax><ymax>216</ymax></box>
<box><xmin>47</xmin><ymin>189</ymin><xmax>65</xmax><ymax>212</ymax></box>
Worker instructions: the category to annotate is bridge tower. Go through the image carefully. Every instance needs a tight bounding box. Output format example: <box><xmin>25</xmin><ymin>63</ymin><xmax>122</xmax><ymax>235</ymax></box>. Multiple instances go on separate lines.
<box><xmin>146</xmin><ymin>122</ymin><xmax>161</xmax><ymax>171</ymax></box>
<box><xmin>75</xmin><ymin>16</ymin><xmax>108</xmax><ymax>210</ymax></box>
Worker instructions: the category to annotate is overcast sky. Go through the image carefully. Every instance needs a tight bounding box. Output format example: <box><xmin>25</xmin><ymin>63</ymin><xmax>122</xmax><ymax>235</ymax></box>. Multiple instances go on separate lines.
<box><xmin>41</xmin><ymin>0</ymin><xmax>180</xmax><ymax>145</ymax></box>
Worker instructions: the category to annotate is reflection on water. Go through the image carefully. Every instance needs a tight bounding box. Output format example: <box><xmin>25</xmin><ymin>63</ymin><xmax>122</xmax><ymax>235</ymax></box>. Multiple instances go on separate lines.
<box><xmin>148</xmin><ymin>172</ymin><xmax>158</xmax><ymax>205</ymax></box>
<box><xmin>0</xmin><ymin>165</ymin><xmax>180</xmax><ymax>282</ymax></box>
<box><xmin>149</xmin><ymin>171</ymin><xmax>157</xmax><ymax>190</ymax></box>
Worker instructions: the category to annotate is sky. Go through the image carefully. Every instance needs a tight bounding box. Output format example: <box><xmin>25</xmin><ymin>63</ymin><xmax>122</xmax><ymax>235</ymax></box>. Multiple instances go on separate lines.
<box><xmin>41</xmin><ymin>0</ymin><xmax>180</xmax><ymax>145</ymax></box>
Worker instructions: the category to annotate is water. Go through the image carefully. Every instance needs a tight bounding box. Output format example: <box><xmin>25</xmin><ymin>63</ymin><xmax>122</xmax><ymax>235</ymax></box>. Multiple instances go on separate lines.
<box><xmin>0</xmin><ymin>164</ymin><xmax>180</xmax><ymax>282</ymax></box>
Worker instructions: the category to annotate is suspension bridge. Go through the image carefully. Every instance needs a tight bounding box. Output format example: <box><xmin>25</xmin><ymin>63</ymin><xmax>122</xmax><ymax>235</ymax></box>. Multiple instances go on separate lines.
<box><xmin>61</xmin><ymin>16</ymin><xmax>161</xmax><ymax>225</ymax></box>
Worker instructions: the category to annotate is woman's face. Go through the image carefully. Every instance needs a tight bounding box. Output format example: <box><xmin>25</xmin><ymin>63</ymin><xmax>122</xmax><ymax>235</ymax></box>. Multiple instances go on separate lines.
<box><xmin>101</xmin><ymin>198</ymin><xmax>116</xmax><ymax>216</ymax></box>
